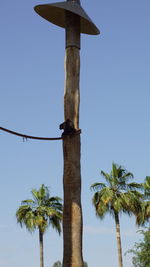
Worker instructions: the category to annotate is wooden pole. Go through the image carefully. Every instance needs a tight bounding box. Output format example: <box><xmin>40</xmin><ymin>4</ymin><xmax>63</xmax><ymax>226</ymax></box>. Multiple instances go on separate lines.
<box><xmin>62</xmin><ymin>1</ymin><xmax>83</xmax><ymax>266</ymax></box>
<box><xmin>34</xmin><ymin>2</ymin><xmax>99</xmax><ymax>266</ymax></box>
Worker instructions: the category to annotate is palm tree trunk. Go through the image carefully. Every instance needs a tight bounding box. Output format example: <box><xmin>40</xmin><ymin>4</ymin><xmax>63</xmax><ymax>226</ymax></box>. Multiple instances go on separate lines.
<box><xmin>62</xmin><ymin>8</ymin><xmax>83</xmax><ymax>267</ymax></box>
<box><xmin>114</xmin><ymin>212</ymin><xmax>123</xmax><ymax>267</ymax></box>
<box><xmin>39</xmin><ymin>229</ymin><xmax>44</xmax><ymax>267</ymax></box>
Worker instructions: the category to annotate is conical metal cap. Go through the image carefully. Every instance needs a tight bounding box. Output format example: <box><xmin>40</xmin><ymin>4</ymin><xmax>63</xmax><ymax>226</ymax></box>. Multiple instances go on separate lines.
<box><xmin>34</xmin><ymin>1</ymin><xmax>100</xmax><ymax>35</ymax></box>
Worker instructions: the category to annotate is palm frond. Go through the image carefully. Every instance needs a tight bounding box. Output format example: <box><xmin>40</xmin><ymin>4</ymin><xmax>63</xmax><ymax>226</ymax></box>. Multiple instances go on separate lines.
<box><xmin>95</xmin><ymin>199</ymin><xmax>109</xmax><ymax>219</ymax></box>
<box><xmin>112</xmin><ymin>162</ymin><xmax>119</xmax><ymax>178</ymax></box>
<box><xmin>90</xmin><ymin>182</ymin><xmax>106</xmax><ymax>191</ymax></box>
<box><xmin>31</xmin><ymin>188</ymin><xmax>39</xmax><ymax>202</ymax></box>
<box><xmin>145</xmin><ymin>176</ymin><xmax>150</xmax><ymax>188</ymax></box>
<box><xmin>101</xmin><ymin>187</ymin><xmax>113</xmax><ymax>205</ymax></box>
<box><xmin>135</xmin><ymin>201</ymin><xmax>150</xmax><ymax>226</ymax></box>
<box><xmin>143</xmin><ymin>176</ymin><xmax>150</xmax><ymax>199</ymax></box>
<box><xmin>21</xmin><ymin>199</ymin><xmax>35</xmax><ymax>206</ymax></box>
<box><xmin>50</xmin><ymin>216</ymin><xmax>62</xmax><ymax>235</ymax></box>
<box><xmin>120</xmin><ymin>172</ymin><xmax>134</xmax><ymax>181</ymax></box>
<box><xmin>127</xmin><ymin>182</ymin><xmax>143</xmax><ymax>191</ymax></box>
<box><xmin>100</xmin><ymin>170</ymin><xmax>110</xmax><ymax>179</ymax></box>
<box><xmin>49</xmin><ymin>196</ymin><xmax>62</xmax><ymax>202</ymax></box>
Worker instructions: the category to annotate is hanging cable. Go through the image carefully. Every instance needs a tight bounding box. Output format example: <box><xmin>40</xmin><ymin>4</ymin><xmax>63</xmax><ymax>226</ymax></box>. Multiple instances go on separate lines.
<box><xmin>0</xmin><ymin>127</ymin><xmax>62</xmax><ymax>141</ymax></box>
<box><xmin>0</xmin><ymin>126</ymin><xmax>81</xmax><ymax>141</ymax></box>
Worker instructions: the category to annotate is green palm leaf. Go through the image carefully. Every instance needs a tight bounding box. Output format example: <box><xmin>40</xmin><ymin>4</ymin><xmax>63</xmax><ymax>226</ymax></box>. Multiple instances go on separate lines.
<box><xmin>90</xmin><ymin>182</ymin><xmax>106</xmax><ymax>191</ymax></box>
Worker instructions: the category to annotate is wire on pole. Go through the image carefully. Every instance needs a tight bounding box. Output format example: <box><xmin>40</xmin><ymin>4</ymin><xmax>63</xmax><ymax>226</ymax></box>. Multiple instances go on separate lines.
<box><xmin>0</xmin><ymin>126</ymin><xmax>81</xmax><ymax>141</ymax></box>
<box><xmin>0</xmin><ymin>127</ymin><xmax>62</xmax><ymax>141</ymax></box>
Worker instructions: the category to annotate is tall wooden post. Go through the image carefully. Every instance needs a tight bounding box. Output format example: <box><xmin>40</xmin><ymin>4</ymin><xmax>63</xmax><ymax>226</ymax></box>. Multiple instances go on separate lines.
<box><xmin>34</xmin><ymin>2</ymin><xmax>100</xmax><ymax>267</ymax></box>
<box><xmin>62</xmin><ymin>1</ymin><xmax>83</xmax><ymax>266</ymax></box>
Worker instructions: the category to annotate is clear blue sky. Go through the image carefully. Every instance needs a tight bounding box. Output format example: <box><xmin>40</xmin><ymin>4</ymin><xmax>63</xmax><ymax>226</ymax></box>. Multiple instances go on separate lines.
<box><xmin>0</xmin><ymin>1</ymin><xmax>150</xmax><ymax>267</ymax></box>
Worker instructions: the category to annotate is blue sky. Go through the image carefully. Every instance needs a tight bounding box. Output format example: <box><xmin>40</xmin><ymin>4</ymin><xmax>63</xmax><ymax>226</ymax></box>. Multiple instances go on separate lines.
<box><xmin>0</xmin><ymin>0</ymin><xmax>150</xmax><ymax>267</ymax></box>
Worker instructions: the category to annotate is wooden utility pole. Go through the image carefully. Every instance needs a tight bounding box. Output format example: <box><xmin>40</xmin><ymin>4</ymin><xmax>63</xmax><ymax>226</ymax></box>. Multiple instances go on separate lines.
<box><xmin>34</xmin><ymin>1</ymin><xmax>100</xmax><ymax>267</ymax></box>
<box><xmin>62</xmin><ymin>2</ymin><xmax>82</xmax><ymax>267</ymax></box>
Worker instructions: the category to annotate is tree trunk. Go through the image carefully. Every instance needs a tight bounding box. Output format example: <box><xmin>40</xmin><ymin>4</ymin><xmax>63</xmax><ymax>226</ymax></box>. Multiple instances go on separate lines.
<box><xmin>39</xmin><ymin>229</ymin><xmax>44</xmax><ymax>267</ymax></box>
<box><xmin>114</xmin><ymin>212</ymin><xmax>123</xmax><ymax>267</ymax></box>
<box><xmin>62</xmin><ymin>7</ymin><xmax>83</xmax><ymax>267</ymax></box>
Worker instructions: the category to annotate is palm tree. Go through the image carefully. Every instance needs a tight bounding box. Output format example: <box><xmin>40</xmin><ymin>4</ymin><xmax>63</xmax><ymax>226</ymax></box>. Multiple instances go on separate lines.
<box><xmin>91</xmin><ymin>163</ymin><xmax>142</xmax><ymax>267</ymax></box>
<box><xmin>16</xmin><ymin>184</ymin><xmax>63</xmax><ymax>267</ymax></box>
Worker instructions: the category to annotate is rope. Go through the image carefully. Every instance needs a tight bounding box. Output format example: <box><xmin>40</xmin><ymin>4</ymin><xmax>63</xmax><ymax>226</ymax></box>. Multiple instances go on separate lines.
<box><xmin>0</xmin><ymin>127</ymin><xmax>81</xmax><ymax>141</ymax></box>
<box><xmin>0</xmin><ymin>127</ymin><xmax>62</xmax><ymax>141</ymax></box>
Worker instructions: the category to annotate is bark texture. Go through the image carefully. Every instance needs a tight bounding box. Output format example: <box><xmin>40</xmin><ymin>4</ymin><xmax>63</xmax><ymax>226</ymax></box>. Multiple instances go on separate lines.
<box><xmin>62</xmin><ymin>46</ymin><xmax>83</xmax><ymax>267</ymax></box>
<box><xmin>39</xmin><ymin>230</ymin><xmax>44</xmax><ymax>267</ymax></box>
<box><xmin>114</xmin><ymin>212</ymin><xmax>123</xmax><ymax>267</ymax></box>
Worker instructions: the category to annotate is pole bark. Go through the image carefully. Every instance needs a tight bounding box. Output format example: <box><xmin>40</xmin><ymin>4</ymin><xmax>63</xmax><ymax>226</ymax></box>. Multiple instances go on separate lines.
<box><xmin>62</xmin><ymin>2</ymin><xmax>83</xmax><ymax>267</ymax></box>
<box><xmin>114</xmin><ymin>212</ymin><xmax>123</xmax><ymax>267</ymax></box>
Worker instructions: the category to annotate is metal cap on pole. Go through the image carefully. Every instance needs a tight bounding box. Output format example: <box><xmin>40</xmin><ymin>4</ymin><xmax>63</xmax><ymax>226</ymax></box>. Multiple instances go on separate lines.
<box><xmin>34</xmin><ymin>1</ymin><xmax>100</xmax><ymax>35</ymax></box>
